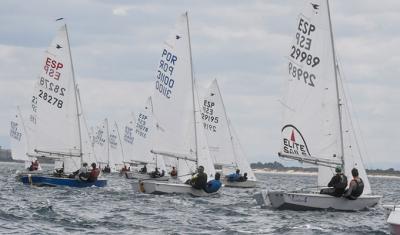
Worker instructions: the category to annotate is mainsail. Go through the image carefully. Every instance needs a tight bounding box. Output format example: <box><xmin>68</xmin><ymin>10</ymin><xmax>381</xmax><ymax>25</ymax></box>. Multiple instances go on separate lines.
<box><xmin>279</xmin><ymin>0</ymin><xmax>371</xmax><ymax>194</ymax></box>
<box><xmin>151</xmin><ymin>13</ymin><xmax>215</xmax><ymax>182</ymax></box>
<box><xmin>201</xmin><ymin>79</ymin><xmax>256</xmax><ymax>181</ymax></box>
<box><xmin>33</xmin><ymin>25</ymin><xmax>81</xmax><ymax>173</ymax></box>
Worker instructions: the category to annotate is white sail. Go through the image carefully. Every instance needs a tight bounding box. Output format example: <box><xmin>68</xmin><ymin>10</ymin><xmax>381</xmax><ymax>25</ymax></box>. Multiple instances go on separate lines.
<box><xmin>32</xmin><ymin>25</ymin><xmax>82</xmax><ymax>173</ymax></box>
<box><xmin>280</xmin><ymin>0</ymin><xmax>371</xmax><ymax>194</ymax></box>
<box><xmin>131</xmin><ymin>97</ymin><xmax>165</xmax><ymax>171</ymax></box>
<box><xmin>108</xmin><ymin>121</ymin><xmax>125</xmax><ymax>171</ymax></box>
<box><xmin>201</xmin><ymin>80</ymin><xmax>236</xmax><ymax>167</ymax></box>
<box><xmin>151</xmin><ymin>13</ymin><xmax>215</xmax><ymax>182</ymax></box>
<box><xmin>228</xmin><ymin>120</ymin><xmax>257</xmax><ymax>181</ymax></box>
<box><xmin>93</xmin><ymin>119</ymin><xmax>109</xmax><ymax>166</ymax></box>
<box><xmin>10</xmin><ymin>108</ymin><xmax>32</xmax><ymax>168</ymax></box>
<box><xmin>121</xmin><ymin>112</ymin><xmax>136</xmax><ymax>164</ymax></box>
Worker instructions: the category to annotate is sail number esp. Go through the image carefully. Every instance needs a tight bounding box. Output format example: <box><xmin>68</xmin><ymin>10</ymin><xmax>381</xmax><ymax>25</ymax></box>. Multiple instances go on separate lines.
<box><xmin>202</xmin><ymin>100</ymin><xmax>219</xmax><ymax>133</ymax></box>
<box><xmin>38</xmin><ymin>57</ymin><xmax>66</xmax><ymax>109</ymax></box>
<box><xmin>156</xmin><ymin>49</ymin><xmax>177</xmax><ymax>99</ymax></box>
<box><xmin>288</xmin><ymin>17</ymin><xmax>320</xmax><ymax>88</ymax></box>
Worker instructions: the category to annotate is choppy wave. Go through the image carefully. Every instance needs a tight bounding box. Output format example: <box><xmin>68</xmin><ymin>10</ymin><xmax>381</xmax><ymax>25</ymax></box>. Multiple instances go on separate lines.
<box><xmin>0</xmin><ymin>162</ymin><xmax>396</xmax><ymax>234</ymax></box>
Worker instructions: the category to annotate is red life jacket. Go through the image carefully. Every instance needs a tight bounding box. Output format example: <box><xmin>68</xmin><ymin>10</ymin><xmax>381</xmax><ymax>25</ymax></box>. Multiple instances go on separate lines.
<box><xmin>88</xmin><ymin>168</ymin><xmax>100</xmax><ymax>181</ymax></box>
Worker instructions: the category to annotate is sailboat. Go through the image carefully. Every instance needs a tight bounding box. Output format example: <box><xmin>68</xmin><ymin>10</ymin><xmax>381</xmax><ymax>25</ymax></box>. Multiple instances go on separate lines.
<box><xmin>92</xmin><ymin>118</ymin><xmax>125</xmax><ymax>173</ymax></box>
<box><xmin>201</xmin><ymin>79</ymin><xmax>256</xmax><ymax>188</ymax></box>
<box><xmin>136</xmin><ymin>12</ymin><xmax>219</xmax><ymax>196</ymax></box>
<box><xmin>386</xmin><ymin>205</ymin><xmax>400</xmax><ymax>235</ymax></box>
<box><xmin>18</xmin><ymin>24</ymin><xmax>106</xmax><ymax>187</ymax></box>
<box><xmin>124</xmin><ymin>97</ymin><xmax>169</xmax><ymax>181</ymax></box>
<box><xmin>10</xmin><ymin>107</ymin><xmax>41</xmax><ymax>171</ymax></box>
<box><xmin>255</xmin><ymin>0</ymin><xmax>380</xmax><ymax>210</ymax></box>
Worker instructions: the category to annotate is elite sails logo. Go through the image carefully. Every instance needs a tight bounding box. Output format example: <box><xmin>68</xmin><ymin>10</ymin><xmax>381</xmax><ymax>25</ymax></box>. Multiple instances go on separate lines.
<box><xmin>282</xmin><ymin>124</ymin><xmax>311</xmax><ymax>156</ymax></box>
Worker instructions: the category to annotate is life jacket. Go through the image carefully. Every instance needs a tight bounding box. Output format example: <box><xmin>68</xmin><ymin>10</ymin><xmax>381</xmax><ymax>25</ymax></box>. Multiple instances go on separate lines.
<box><xmin>336</xmin><ymin>174</ymin><xmax>348</xmax><ymax>189</ymax></box>
<box><xmin>351</xmin><ymin>178</ymin><xmax>364</xmax><ymax>197</ymax></box>
<box><xmin>87</xmin><ymin>168</ymin><xmax>100</xmax><ymax>182</ymax></box>
<box><xmin>205</xmin><ymin>179</ymin><xmax>222</xmax><ymax>193</ymax></box>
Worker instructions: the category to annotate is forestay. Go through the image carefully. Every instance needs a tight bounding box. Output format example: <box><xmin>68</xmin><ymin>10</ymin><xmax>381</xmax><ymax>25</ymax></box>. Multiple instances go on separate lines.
<box><xmin>33</xmin><ymin>25</ymin><xmax>81</xmax><ymax>173</ymax></box>
<box><xmin>280</xmin><ymin>0</ymin><xmax>371</xmax><ymax>194</ymax></box>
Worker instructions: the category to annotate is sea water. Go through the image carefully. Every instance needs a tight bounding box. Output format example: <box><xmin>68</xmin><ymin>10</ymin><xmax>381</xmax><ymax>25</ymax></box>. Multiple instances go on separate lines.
<box><xmin>0</xmin><ymin>162</ymin><xmax>397</xmax><ymax>234</ymax></box>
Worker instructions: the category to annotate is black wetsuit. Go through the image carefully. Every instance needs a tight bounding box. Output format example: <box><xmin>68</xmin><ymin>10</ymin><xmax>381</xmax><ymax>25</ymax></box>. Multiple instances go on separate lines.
<box><xmin>327</xmin><ymin>173</ymin><xmax>348</xmax><ymax>197</ymax></box>
<box><xmin>192</xmin><ymin>172</ymin><xmax>207</xmax><ymax>190</ymax></box>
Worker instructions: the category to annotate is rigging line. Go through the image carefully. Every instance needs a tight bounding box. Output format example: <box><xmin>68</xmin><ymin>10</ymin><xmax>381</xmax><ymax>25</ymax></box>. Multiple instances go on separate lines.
<box><xmin>335</xmin><ymin>56</ymin><xmax>371</xmax><ymax>168</ymax></box>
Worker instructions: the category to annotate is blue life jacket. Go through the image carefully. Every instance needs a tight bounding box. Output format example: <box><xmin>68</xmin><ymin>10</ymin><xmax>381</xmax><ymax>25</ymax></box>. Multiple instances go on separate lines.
<box><xmin>227</xmin><ymin>173</ymin><xmax>240</xmax><ymax>182</ymax></box>
<box><xmin>205</xmin><ymin>179</ymin><xmax>222</xmax><ymax>193</ymax></box>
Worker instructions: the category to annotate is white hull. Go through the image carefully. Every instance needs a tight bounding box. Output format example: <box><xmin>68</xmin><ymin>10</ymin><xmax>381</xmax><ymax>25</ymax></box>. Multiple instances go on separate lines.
<box><xmin>254</xmin><ymin>190</ymin><xmax>381</xmax><ymax>211</ymax></box>
<box><xmin>124</xmin><ymin>171</ymin><xmax>169</xmax><ymax>181</ymax></box>
<box><xmin>388</xmin><ymin>209</ymin><xmax>400</xmax><ymax>235</ymax></box>
<box><xmin>223</xmin><ymin>179</ymin><xmax>256</xmax><ymax>188</ymax></box>
<box><xmin>134</xmin><ymin>180</ymin><xmax>219</xmax><ymax>197</ymax></box>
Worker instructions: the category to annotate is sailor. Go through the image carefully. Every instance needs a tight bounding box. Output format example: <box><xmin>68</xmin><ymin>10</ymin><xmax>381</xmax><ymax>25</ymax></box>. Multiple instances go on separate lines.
<box><xmin>73</xmin><ymin>162</ymin><xmax>89</xmax><ymax>180</ymax></box>
<box><xmin>150</xmin><ymin>167</ymin><xmax>161</xmax><ymax>178</ymax></box>
<box><xmin>205</xmin><ymin>172</ymin><xmax>222</xmax><ymax>193</ymax></box>
<box><xmin>139</xmin><ymin>165</ymin><xmax>147</xmax><ymax>174</ymax></box>
<box><xmin>29</xmin><ymin>160</ymin><xmax>39</xmax><ymax>171</ymax></box>
<box><xmin>170</xmin><ymin>166</ymin><xmax>178</xmax><ymax>178</ymax></box>
<box><xmin>189</xmin><ymin>166</ymin><xmax>208</xmax><ymax>190</ymax></box>
<box><xmin>103</xmin><ymin>164</ymin><xmax>111</xmax><ymax>173</ymax></box>
<box><xmin>226</xmin><ymin>169</ymin><xmax>241</xmax><ymax>182</ymax></box>
<box><xmin>320</xmin><ymin>166</ymin><xmax>348</xmax><ymax>197</ymax></box>
<box><xmin>121</xmin><ymin>165</ymin><xmax>129</xmax><ymax>173</ymax></box>
<box><xmin>160</xmin><ymin>170</ymin><xmax>165</xmax><ymax>177</ymax></box>
<box><xmin>238</xmin><ymin>172</ymin><xmax>248</xmax><ymax>182</ymax></box>
<box><xmin>344</xmin><ymin>168</ymin><xmax>364</xmax><ymax>200</ymax></box>
<box><xmin>87</xmin><ymin>163</ymin><xmax>100</xmax><ymax>182</ymax></box>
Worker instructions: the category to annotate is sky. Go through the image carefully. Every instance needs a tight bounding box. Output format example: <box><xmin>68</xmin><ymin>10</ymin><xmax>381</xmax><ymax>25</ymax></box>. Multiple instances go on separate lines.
<box><xmin>0</xmin><ymin>0</ymin><xmax>399</xmax><ymax>169</ymax></box>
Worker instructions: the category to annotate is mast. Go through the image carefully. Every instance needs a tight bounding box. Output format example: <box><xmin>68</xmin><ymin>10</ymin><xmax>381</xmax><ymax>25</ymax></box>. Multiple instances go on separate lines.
<box><xmin>326</xmin><ymin>0</ymin><xmax>345</xmax><ymax>168</ymax></box>
<box><xmin>105</xmin><ymin>118</ymin><xmax>110</xmax><ymax>165</ymax></box>
<box><xmin>186</xmin><ymin>12</ymin><xmax>198</xmax><ymax>168</ymax></box>
<box><xmin>65</xmin><ymin>24</ymin><xmax>83</xmax><ymax>164</ymax></box>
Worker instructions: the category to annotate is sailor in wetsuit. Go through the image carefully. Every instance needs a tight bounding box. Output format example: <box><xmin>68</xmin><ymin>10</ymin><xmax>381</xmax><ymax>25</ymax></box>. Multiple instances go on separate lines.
<box><xmin>205</xmin><ymin>172</ymin><xmax>222</xmax><ymax>193</ymax></box>
<box><xmin>226</xmin><ymin>169</ymin><xmax>241</xmax><ymax>182</ymax></box>
<box><xmin>188</xmin><ymin>166</ymin><xmax>208</xmax><ymax>190</ymax></box>
<box><xmin>320</xmin><ymin>166</ymin><xmax>348</xmax><ymax>197</ymax></box>
<box><xmin>344</xmin><ymin>168</ymin><xmax>364</xmax><ymax>200</ymax></box>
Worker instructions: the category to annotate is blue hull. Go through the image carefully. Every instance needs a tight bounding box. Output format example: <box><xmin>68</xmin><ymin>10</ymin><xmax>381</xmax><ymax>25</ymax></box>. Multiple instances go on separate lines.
<box><xmin>20</xmin><ymin>174</ymin><xmax>107</xmax><ymax>188</ymax></box>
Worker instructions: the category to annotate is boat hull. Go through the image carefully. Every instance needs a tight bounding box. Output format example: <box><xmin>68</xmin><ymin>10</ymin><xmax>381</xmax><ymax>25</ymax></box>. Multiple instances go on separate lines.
<box><xmin>223</xmin><ymin>179</ymin><xmax>256</xmax><ymax>188</ymax></box>
<box><xmin>19</xmin><ymin>174</ymin><xmax>107</xmax><ymax>188</ymax></box>
<box><xmin>125</xmin><ymin>172</ymin><xmax>169</xmax><ymax>181</ymax></box>
<box><xmin>134</xmin><ymin>180</ymin><xmax>219</xmax><ymax>197</ymax></box>
<box><xmin>255</xmin><ymin>190</ymin><xmax>381</xmax><ymax>211</ymax></box>
<box><xmin>388</xmin><ymin>209</ymin><xmax>400</xmax><ymax>235</ymax></box>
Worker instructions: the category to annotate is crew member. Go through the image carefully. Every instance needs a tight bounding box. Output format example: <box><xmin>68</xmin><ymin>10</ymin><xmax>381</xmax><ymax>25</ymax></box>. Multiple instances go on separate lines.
<box><xmin>29</xmin><ymin>160</ymin><xmax>39</xmax><ymax>171</ymax></box>
<box><xmin>188</xmin><ymin>166</ymin><xmax>207</xmax><ymax>190</ymax></box>
<box><xmin>238</xmin><ymin>172</ymin><xmax>248</xmax><ymax>182</ymax></box>
<box><xmin>139</xmin><ymin>165</ymin><xmax>147</xmax><ymax>174</ymax></box>
<box><xmin>103</xmin><ymin>164</ymin><xmax>111</xmax><ymax>173</ymax></box>
<box><xmin>226</xmin><ymin>169</ymin><xmax>241</xmax><ymax>182</ymax></box>
<box><xmin>87</xmin><ymin>163</ymin><xmax>100</xmax><ymax>182</ymax></box>
<box><xmin>344</xmin><ymin>168</ymin><xmax>364</xmax><ymax>200</ymax></box>
<box><xmin>320</xmin><ymin>166</ymin><xmax>348</xmax><ymax>197</ymax></box>
<box><xmin>170</xmin><ymin>167</ymin><xmax>177</xmax><ymax>178</ymax></box>
<box><xmin>205</xmin><ymin>172</ymin><xmax>222</xmax><ymax>193</ymax></box>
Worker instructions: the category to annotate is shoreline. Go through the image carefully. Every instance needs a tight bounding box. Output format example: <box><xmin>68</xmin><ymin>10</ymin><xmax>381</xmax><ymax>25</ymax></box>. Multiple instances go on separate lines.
<box><xmin>253</xmin><ymin>169</ymin><xmax>400</xmax><ymax>179</ymax></box>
